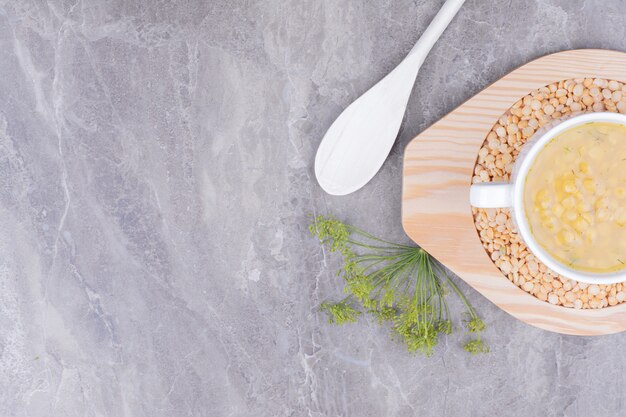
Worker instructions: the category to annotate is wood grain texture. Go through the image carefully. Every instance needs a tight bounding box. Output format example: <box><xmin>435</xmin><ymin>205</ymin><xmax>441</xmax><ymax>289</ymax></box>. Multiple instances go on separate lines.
<box><xmin>402</xmin><ymin>49</ymin><xmax>626</xmax><ymax>335</ymax></box>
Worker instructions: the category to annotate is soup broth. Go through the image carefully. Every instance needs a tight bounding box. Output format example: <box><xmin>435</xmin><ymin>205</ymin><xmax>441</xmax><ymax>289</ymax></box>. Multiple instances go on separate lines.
<box><xmin>524</xmin><ymin>122</ymin><xmax>626</xmax><ymax>273</ymax></box>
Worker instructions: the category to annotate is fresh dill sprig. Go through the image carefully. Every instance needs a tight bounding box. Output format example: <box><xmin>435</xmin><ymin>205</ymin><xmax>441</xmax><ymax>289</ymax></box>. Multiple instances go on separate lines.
<box><xmin>311</xmin><ymin>215</ymin><xmax>488</xmax><ymax>356</ymax></box>
<box><xmin>320</xmin><ymin>299</ymin><xmax>361</xmax><ymax>324</ymax></box>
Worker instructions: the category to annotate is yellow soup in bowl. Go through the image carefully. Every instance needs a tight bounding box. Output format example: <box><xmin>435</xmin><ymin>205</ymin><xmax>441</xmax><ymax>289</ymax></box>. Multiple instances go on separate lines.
<box><xmin>524</xmin><ymin>122</ymin><xmax>626</xmax><ymax>273</ymax></box>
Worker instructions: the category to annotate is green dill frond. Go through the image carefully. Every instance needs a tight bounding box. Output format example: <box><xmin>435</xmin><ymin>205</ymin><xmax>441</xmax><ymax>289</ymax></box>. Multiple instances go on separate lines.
<box><xmin>391</xmin><ymin>298</ymin><xmax>439</xmax><ymax>356</ymax></box>
<box><xmin>380</xmin><ymin>290</ymin><xmax>395</xmax><ymax>307</ymax></box>
<box><xmin>362</xmin><ymin>297</ymin><xmax>377</xmax><ymax>310</ymax></box>
<box><xmin>436</xmin><ymin>319</ymin><xmax>452</xmax><ymax>335</ymax></box>
<box><xmin>395</xmin><ymin>321</ymin><xmax>439</xmax><ymax>357</ymax></box>
<box><xmin>345</xmin><ymin>275</ymin><xmax>375</xmax><ymax>304</ymax></box>
<box><xmin>309</xmin><ymin>215</ymin><xmax>353</xmax><ymax>257</ymax></box>
<box><xmin>463</xmin><ymin>338</ymin><xmax>490</xmax><ymax>355</ymax></box>
<box><xmin>415</xmin><ymin>303</ymin><xmax>435</xmax><ymax>316</ymax></box>
<box><xmin>311</xmin><ymin>215</ymin><xmax>488</xmax><ymax>356</ymax></box>
<box><xmin>466</xmin><ymin>317</ymin><xmax>486</xmax><ymax>333</ymax></box>
<box><xmin>343</xmin><ymin>260</ymin><xmax>361</xmax><ymax>278</ymax></box>
<box><xmin>369</xmin><ymin>306</ymin><xmax>397</xmax><ymax>324</ymax></box>
<box><xmin>320</xmin><ymin>300</ymin><xmax>361</xmax><ymax>325</ymax></box>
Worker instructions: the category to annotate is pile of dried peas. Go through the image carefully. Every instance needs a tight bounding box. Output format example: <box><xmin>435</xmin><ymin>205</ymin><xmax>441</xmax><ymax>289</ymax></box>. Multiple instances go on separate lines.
<box><xmin>472</xmin><ymin>77</ymin><xmax>626</xmax><ymax>309</ymax></box>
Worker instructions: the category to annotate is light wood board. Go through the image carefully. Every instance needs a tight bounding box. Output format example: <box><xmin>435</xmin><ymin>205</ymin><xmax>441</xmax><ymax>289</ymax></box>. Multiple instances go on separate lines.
<box><xmin>402</xmin><ymin>49</ymin><xmax>626</xmax><ymax>335</ymax></box>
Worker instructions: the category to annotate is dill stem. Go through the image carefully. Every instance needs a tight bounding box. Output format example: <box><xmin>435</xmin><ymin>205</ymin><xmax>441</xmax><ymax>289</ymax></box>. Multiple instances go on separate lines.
<box><xmin>444</xmin><ymin>273</ymin><xmax>478</xmax><ymax>319</ymax></box>
<box><xmin>346</xmin><ymin>226</ymin><xmax>414</xmax><ymax>249</ymax></box>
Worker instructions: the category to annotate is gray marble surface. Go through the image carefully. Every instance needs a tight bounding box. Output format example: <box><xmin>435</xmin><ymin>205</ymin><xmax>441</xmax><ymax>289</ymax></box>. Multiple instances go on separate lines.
<box><xmin>1</xmin><ymin>1</ymin><xmax>625</xmax><ymax>416</ymax></box>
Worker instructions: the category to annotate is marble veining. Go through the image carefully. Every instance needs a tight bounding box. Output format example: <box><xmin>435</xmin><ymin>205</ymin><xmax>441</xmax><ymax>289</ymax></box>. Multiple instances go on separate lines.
<box><xmin>0</xmin><ymin>1</ymin><xmax>625</xmax><ymax>416</ymax></box>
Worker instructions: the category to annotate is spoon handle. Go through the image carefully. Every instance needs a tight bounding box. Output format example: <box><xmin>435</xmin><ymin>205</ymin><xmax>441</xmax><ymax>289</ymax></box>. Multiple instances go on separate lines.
<box><xmin>408</xmin><ymin>0</ymin><xmax>466</xmax><ymax>66</ymax></box>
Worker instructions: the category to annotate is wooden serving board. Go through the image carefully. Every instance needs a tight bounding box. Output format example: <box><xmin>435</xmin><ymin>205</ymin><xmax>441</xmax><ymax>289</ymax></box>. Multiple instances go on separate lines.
<box><xmin>402</xmin><ymin>49</ymin><xmax>626</xmax><ymax>335</ymax></box>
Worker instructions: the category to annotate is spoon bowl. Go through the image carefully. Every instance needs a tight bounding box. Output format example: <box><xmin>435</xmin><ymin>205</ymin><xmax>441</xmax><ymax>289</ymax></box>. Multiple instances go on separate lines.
<box><xmin>315</xmin><ymin>0</ymin><xmax>466</xmax><ymax>195</ymax></box>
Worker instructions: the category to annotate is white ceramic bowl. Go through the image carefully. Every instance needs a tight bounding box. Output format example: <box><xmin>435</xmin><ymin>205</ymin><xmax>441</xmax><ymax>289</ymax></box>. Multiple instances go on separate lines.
<box><xmin>470</xmin><ymin>112</ymin><xmax>626</xmax><ymax>284</ymax></box>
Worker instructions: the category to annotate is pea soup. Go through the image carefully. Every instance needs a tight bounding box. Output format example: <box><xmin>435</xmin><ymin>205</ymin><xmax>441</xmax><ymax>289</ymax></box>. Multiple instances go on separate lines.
<box><xmin>524</xmin><ymin>122</ymin><xmax>626</xmax><ymax>273</ymax></box>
